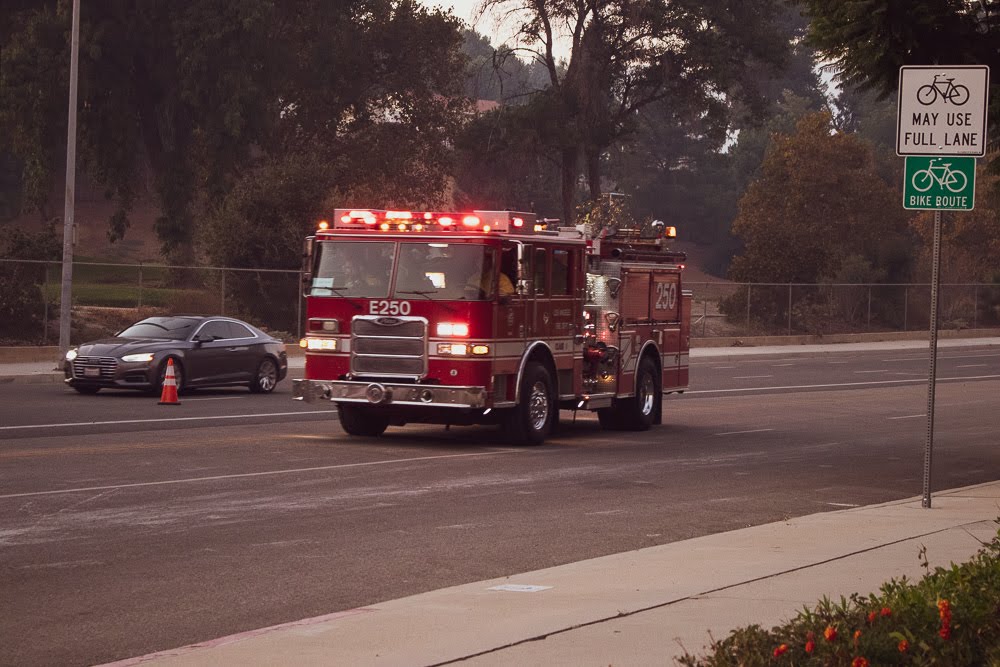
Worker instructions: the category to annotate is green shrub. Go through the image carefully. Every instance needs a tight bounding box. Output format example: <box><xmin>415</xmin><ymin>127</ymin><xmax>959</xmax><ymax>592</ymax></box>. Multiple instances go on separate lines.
<box><xmin>679</xmin><ymin>523</ymin><xmax>1000</xmax><ymax>666</ymax></box>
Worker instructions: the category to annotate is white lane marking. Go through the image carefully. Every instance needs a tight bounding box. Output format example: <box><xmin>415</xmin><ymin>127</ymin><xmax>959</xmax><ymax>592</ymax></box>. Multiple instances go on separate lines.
<box><xmin>889</xmin><ymin>414</ymin><xmax>926</xmax><ymax>420</ymax></box>
<box><xmin>854</xmin><ymin>370</ymin><xmax>888</xmax><ymax>374</ymax></box>
<box><xmin>958</xmin><ymin>364</ymin><xmax>987</xmax><ymax>368</ymax></box>
<box><xmin>713</xmin><ymin>428</ymin><xmax>775</xmax><ymax>436</ymax></box>
<box><xmin>687</xmin><ymin>374</ymin><xmax>1000</xmax><ymax>394</ymax></box>
<box><xmin>828</xmin><ymin>361</ymin><xmax>849</xmax><ymax>364</ymax></box>
<box><xmin>772</xmin><ymin>363</ymin><xmax>795</xmax><ymax>367</ymax></box>
<box><xmin>0</xmin><ymin>451</ymin><xmax>516</xmax><ymax>500</ymax></box>
<box><xmin>184</xmin><ymin>396</ymin><xmax>246</xmax><ymax>401</ymax></box>
<box><xmin>882</xmin><ymin>352</ymin><xmax>1000</xmax><ymax>362</ymax></box>
<box><xmin>712</xmin><ymin>366</ymin><xmax>736</xmax><ymax>369</ymax></box>
<box><xmin>0</xmin><ymin>410</ymin><xmax>333</xmax><ymax>431</ymax></box>
<box><xmin>825</xmin><ymin>502</ymin><xmax>860</xmax><ymax>507</ymax></box>
<box><xmin>733</xmin><ymin>375</ymin><xmax>773</xmax><ymax>379</ymax></box>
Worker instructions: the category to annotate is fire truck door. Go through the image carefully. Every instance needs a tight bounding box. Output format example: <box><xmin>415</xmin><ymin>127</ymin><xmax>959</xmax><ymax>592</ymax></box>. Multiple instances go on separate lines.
<box><xmin>496</xmin><ymin>242</ymin><xmax>526</xmax><ymax>400</ymax></box>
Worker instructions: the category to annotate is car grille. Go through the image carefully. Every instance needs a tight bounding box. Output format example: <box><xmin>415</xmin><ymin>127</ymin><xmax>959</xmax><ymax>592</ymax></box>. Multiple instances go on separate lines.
<box><xmin>73</xmin><ymin>356</ymin><xmax>118</xmax><ymax>379</ymax></box>
<box><xmin>351</xmin><ymin>316</ymin><xmax>427</xmax><ymax>377</ymax></box>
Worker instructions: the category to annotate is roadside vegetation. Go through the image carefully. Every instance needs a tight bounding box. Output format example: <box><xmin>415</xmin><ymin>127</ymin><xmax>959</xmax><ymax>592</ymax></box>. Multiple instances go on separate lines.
<box><xmin>680</xmin><ymin>524</ymin><xmax>1000</xmax><ymax>666</ymax></box>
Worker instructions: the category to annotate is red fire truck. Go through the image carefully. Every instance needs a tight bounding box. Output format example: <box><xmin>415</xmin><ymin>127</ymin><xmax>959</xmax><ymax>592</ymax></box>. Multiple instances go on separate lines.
<box><xmin>292</xmin><ymin>209</ymin><xmax>691</xmax><ymax>445</ymax></box>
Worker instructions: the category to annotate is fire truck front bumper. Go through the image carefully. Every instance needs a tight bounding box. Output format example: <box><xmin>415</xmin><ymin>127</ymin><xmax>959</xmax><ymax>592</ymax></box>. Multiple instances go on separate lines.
<box><xmin>293</xmin><ymin>379</ymin><xmax>487</xmax><ymax>409</ymax></box>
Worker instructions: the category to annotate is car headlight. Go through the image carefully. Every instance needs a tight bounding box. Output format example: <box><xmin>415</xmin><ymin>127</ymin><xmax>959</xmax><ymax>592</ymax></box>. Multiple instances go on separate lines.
<box><xmin>65</xmin><ymin>349</ymin><xmax>78</xmax><ymax>361</ymax></box>
<box><xmin>121</xmin><ymin>352</ymin><xmax>155</xmax><ymax>363</ymax></box>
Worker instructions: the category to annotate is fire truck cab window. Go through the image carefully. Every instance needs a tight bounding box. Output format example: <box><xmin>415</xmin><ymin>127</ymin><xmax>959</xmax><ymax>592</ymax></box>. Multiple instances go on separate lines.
<box><xmin>312</xmin><ymin>241</ymin><xmax>392</xmax><ymax>298</ymax></box>
<box><xmin>533</xmin><ymin>248</ymin><xmax>547</xmax><ymax>295</ymax></box>
<box><xmin>552</xmin><ymin>249</ymin><xmax>571</xmax><ymax>295</ymax></box>
<box><xmin>396</xmin><ymin>243</ymin><xmax>493</xmax><ymax>301</ymax></box>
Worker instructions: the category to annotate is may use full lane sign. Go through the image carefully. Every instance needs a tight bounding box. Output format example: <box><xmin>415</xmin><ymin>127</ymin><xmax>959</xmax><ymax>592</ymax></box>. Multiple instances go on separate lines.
<box><xmin>896</xmin><ymin>66</ymin><xmax>989</xmax><ymax>157</ymax></box>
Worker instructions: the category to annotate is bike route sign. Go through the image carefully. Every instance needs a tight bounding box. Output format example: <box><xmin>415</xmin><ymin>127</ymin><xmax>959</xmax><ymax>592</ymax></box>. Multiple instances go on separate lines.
<box><xmin>896</xmin><ymin>66</ymin><xmax>990</xmax><ymax>157</ymax></box>
<box><xmin>903</xmin><ymin>156</ymin><xmax>976</xmax><ymax>210</ymax></box>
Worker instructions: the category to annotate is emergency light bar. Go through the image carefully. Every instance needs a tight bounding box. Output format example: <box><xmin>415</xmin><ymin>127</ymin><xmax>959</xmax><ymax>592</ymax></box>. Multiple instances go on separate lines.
<box><xmin>329</xmin><ymin>209</ymin><xmax>539</xmax><ymax>233</ymax></box>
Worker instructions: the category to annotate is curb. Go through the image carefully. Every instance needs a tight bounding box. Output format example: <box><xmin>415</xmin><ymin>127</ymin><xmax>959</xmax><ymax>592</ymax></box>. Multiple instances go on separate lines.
<box><xmin>0</xmin><ymin>373</ymin><xmax>65</xmax><ymax>385</ymax></box>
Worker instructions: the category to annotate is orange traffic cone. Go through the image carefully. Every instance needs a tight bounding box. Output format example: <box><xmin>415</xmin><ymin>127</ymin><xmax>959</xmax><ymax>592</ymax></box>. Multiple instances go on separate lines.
<box><xmin>158</xmin><ymin>358</ymin><xmax>180</xmax><ymax>405</ymax></box>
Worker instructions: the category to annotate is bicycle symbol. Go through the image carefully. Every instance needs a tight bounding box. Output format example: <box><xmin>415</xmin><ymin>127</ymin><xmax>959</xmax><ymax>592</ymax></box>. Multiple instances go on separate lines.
<box><xmin>916</xmin><ymin>74</ymin><xmax>970</xmax><ymax>106</ymax></box>
<box><xmin>911</xmin><ymin>158</ymin><xmax>968</xmax><ymax>193</ymax></box>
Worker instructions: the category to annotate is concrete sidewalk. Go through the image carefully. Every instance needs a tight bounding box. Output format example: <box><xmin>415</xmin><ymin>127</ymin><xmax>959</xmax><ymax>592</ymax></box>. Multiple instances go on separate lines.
<box><xmin>4</xmin><ymin>336</ymin><xmax>1000</xmax><ymax>384</ymax></box>
<box><xmin>100</xmin><ymin>481</ymin><xmax>1000</xmax><ymax>667</ymax></box>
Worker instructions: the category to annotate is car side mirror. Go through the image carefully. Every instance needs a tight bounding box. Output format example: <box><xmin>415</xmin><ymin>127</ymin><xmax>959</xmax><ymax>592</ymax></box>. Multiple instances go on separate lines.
<box><xmin>192</xmin><ymin>335</ymin><xmax>205</xmax><ymax>346</ymax></box>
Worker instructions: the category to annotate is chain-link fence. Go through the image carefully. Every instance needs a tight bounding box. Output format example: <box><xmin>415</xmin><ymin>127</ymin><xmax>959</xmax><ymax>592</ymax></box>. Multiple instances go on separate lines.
<box><xmin>0</xmin><ymin>259</ymin><xmax>302</xmax><ymax>345</ymax></box>
<box><xmin>2</xmin><ymin>258</ymin><xmax>999</xmax><ymax>344</ymax></box>
<box><xmin>689</xmin><ymin>282</ymin><xmax>1000</xmax><ymax>338</ymax></box>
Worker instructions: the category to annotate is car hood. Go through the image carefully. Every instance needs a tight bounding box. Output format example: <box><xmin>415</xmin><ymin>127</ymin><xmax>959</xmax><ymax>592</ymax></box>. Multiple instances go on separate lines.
<box><xmin>75</xmin><ymin>338</ymin><xmax>184</xmax><ymax>358</ymax></box>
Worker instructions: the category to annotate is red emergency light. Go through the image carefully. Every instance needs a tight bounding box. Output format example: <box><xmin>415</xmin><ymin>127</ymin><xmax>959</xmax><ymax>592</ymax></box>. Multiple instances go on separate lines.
<box><xmin>329</xmin><ymin>209</ymin><xmax>539</xmax><ymax>234</ymax></box>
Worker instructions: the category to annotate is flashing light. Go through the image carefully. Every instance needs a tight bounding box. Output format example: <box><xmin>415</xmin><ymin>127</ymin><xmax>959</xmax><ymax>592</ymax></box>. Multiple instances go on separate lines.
<box><xmin>414</xmin><ymin>224</ymin><xmax>424</xmax><ymax>232</ymax></box>
<box><xmin>380</xmin><ymin>223</ymin><xmax>390</xmax><ymax>231</ymax></box>
<box><xmin>482</xmin><ymin>225</ymin><xmax>491</xmax><ymax>233</ymax></box>
<box><xmin>436</xmin><ymin>322</ymin><xmax>469</xmax><ymax>337</ymax></box>
<box><xmin>318</xmin><ymin>220</ymin><xmax>330</xmax><ymax>230</ymax></box>
<box><xmin>439</xmin><ymin>216</ymin><xmax>454</xmax><ymax>227</ymax></box>
<box><xmin>308</xmin><ymin>319</ymin><xmax>339</xmax><ymax>333</ymax></box>
<box><xmin>397</xmin><ymin>223</ymin><xmax>407</xmax><ymax>231</ymax></box>
<box><xmin>665</xmin><ymin>226</ymin><xmax>677</xmax><ymax>238</ymax></box>
<box><xmin>512</xmin><ymin>217</ymin><xmax>524</xmax><ymax>228</ymax></box>
<box><xmin>679</xmin><ymin>264</ymin><xmax>685</xmax><ymax>270</ymax></box>
<box><xmin>423</xmin><ymin>212</ymin><xmax>433</xmax><ymax>220</ymax></box>
<box><xmin>304</xmin><ymin>338</ymin><xmax>338</xmax><ymax>351</ymax></box>
<box><xmin>437</xmin><ymin>343</ymin><xmax>468</xmax><ymax>355</ymax></box>
<box><xmin>533</xmin><ymin>224</ymin><xmax>544</xmax><ymax>232</ymax></box>
<box><xmin>462</xmin><ymin>215</ymin><xmax>480</xmax><ymax>227</ymax></box>
<box><xmin>299</xmin><ymin>338</ymin><xmax>307</xmax><ymax>348</ymax></box>
<box><xmin>386</xmin><ymin>210</ymin><xmax>412</xmax><ymax>220</ymax></box>
<box><xmin>471</xmin><ymin>345</ymin><xmax>490</xmax><ymax>355</ymax></box>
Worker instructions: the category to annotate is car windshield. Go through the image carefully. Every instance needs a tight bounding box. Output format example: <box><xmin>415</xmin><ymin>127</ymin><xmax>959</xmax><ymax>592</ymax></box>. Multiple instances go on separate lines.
<box><xmin>311</xmin><ymin>241</ymin><xmax>395</xmax><ymax>298</ymax></box>
<box><xmin>118</xmin><ymin>317</ymin><xmax>200</xmax><ymax>340</ymax></box>
<box><xmin>395</xmin><ymin>243</ymin><xmax>493</xmax><ymax>300</ymax></box>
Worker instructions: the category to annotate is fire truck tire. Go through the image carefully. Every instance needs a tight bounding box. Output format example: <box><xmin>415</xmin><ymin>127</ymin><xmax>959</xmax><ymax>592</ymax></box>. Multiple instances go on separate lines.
<box><xmin>504</xmin><ymin>361</ymin><xmax>555</xmax><ymax>446</ymax></box>
<box><xmin>599</xmin><ymin>356</ymin><xmax>659</xmax><ymax>432</ymax></box>
<box><xmin>337</xmin><ymin>404</ymin><xmax>390</xmax><ymax>437</ymax></box>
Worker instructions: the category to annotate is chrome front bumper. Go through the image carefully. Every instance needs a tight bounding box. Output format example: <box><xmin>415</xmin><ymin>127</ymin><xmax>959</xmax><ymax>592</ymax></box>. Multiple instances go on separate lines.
<box><xmin>293</xmin><ymin>379</ymin><xmax>487</xmax><ymax>409</ymax></box>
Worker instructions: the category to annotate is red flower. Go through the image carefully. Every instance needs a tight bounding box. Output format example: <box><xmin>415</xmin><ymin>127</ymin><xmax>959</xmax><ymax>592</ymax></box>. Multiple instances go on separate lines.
<box><xmin>824</xmin><ymin>625</ymin><xmax>837</xmax><ymax>642</ymax></box>
<box><xmin>851</xmin><ymin>658</ymin><xmax>870</xmax><ymax>667</ymax></box>
<box><xmin>940</xmin><ymin>626</ymin><xmax>952</xmax><ymax>640</ymax></box>
<box><xmin>867</xmin><ymin>611</ymin><xmax>877</xmax><ymax>624</ymax></box>
<box><xmin>853</xmin><ymin>629</ymin><xmax>862</xmax><ymax>646</ymax></box>
<box><xmin>898</xmin><ymin>639</ymin><xmax>909</xmax><ymax>653</ymax></box>
<box><xmin>804</xmin><ymin>639</ymin><xmax>815</xmax><ymax>654</ymax></box>
<box><xmin>773</xmin><ymin>644</ymin><xmax>789</xmax><ymax>658</ymax></box>
<box><xmin>880</xmin><ymin>606</ymin><xmax>892</xmax><ymax>617</ymax></box>
<box><xmin>937</xmin><ymin>599</ymin><xmax>951</xmax><ymax>621</ymax></box>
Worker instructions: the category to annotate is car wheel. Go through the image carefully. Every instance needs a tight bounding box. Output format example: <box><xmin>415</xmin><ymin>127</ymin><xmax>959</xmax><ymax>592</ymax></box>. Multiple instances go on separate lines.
<box><xmin>337</xmin><ymin>404</ymin><xmax>390</xmax><ymax>437</ymax></box>
<box><xmin>73</xmin><ymin>385</ymin><xmax>100</xmax><ymax>395</ymax></box>
<box><xmin>155</xmin><ymin>358</ymin><xmax>184</xmax><ymax>395</ymax></box>
<box><xmin>249</xmin><ymin>358</ymin><xmax>279</xmax><ymax>394</ymax></box>
<box><xmin>502</xmin><ymin>361</ymin><xmax>554</xmax><ymax>446</ymax></box>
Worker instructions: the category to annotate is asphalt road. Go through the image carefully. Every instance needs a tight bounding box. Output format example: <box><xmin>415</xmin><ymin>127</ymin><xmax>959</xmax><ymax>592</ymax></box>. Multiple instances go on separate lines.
<box><xmin>1</xmin><ymin>345</ymin><xmax>999</xmax><ymax>666</ymax></box>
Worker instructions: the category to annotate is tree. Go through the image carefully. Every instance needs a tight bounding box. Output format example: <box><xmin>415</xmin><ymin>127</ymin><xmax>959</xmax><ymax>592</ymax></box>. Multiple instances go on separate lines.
<box><xmin>801</xmin><ymin>0</ymin><xmax>1000</xmax><ymax>168</ymax></box>
<box><xmin>729</xmin><ymin>112</ymin><xmax>913</xmax><ymax>284</ymax></box>
<box><xmin>1</xmin><ymin>0</ymin><xmax>469</xmax><ymax>264</ymax></box>
<box><xmin>478</xmin><ymin>0</ymin><xmax>790</xmax><ymax>223</ymax></box>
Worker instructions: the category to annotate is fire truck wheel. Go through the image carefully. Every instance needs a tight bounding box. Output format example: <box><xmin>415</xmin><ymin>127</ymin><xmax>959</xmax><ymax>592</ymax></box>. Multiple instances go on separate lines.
<box><xmin>337</xmin><ymin>404</ymin><xmax>390</xmax><ymax>437</ymax></box>
<box><xmin>599</xmin><ymin>356</ymin><xmax>659</xmax><ymax>432</ymax></box>
<box><xmin>504</xmin><ymin>361</ymin><xmax>555</xmax><ymax>446</ymax></box>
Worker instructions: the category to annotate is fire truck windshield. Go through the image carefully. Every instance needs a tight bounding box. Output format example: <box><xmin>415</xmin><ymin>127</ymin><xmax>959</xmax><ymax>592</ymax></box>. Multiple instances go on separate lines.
<box><xmin>311</xmin><ymin>241</ymin><xmax>498</xmax><ymax>300</ymax></box>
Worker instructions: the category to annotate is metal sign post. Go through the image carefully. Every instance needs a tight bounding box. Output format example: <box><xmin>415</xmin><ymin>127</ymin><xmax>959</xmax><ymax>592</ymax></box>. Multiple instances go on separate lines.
<box><xmin>922</xmin><ymin>210</ymin><xmax>942</xmax><ymax>508</ymax></box>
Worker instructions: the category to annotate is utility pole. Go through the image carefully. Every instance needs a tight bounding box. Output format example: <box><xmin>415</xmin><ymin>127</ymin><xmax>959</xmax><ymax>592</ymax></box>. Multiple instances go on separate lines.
<box><xmin>58</xmin><ymin>0</ymin><xmax>81</xmax><ymax>364</ymax></box>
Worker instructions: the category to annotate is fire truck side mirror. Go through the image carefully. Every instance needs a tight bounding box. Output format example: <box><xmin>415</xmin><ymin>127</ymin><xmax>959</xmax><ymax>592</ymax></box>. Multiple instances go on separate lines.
<box><xmin>301</xmin><ymin>237</ymin><xmax>315</xmax><ymax>294</ymax></box>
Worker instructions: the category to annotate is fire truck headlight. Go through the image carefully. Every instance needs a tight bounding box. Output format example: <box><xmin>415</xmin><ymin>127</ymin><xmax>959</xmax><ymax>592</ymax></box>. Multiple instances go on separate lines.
<box><xmin>305</xmin><ymin>338</ymin><xmax>338</xmax><ymax>351</ymax></box>
<box><xmin>437</xmin><ymin>343</ymin><xmax>468</xmax><ymax>356</ymax></box>
<box><xmin>436</xmin><ymin>322</ymin><xmax>469</xmax><ymax>337</ymax></box>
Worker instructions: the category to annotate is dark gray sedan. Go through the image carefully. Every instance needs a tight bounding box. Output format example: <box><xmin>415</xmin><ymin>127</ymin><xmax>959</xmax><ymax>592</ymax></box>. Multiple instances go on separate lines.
<box><xmin>64</xmin><ymin>316</ymin><xmax>288</xmax><ymax>395</ymax></box>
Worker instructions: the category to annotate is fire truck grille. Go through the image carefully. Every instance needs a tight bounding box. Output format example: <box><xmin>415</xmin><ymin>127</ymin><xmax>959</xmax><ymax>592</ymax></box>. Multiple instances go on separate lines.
<box><xmin>73</xmin><ymin>356</ymin><xmax>118</xmax><ymax>379</ymax></box>
<box><xmin>351</xmin><ymin>316</ymin><xmax>427</xmax><ymax>377</ymax></box>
